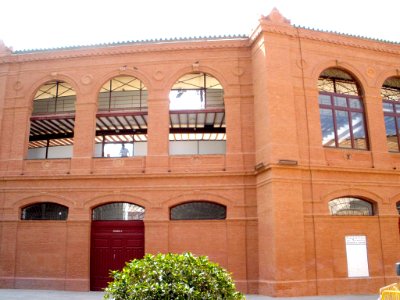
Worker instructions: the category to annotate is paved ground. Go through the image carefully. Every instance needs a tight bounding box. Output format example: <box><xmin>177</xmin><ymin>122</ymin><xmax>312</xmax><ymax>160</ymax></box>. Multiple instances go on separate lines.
<box><xmin>0</xmin><ymin>289</ymin><xmax>379</xmax><ymax>299</ymax></box>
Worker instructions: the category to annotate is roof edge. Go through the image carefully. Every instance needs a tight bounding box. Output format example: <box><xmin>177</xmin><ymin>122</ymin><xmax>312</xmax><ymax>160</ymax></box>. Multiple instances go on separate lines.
<box><xmin>12</xmin><ymin>35</ymin><xmax>249</xmax><ymax>54</ymax></box>
<box><xmin>294</xmin><ymin>25</ymin><xmax>400</xmax><ymax>45</ymax></box>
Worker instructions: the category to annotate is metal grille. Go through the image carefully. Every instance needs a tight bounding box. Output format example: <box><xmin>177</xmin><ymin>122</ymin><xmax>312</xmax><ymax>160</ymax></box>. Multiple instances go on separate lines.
<box><xmin>21</xmin><ymin>202</ymin><xmax>68</xmax><ymax>220</ymax></box>
<box><xmin>318</xmin><ymin>68</ymin><xmax>360</xmax><ymax>96</ymax></box>
<box><xmin>98</xmin><ymin>76</ymin><xmax>147</xmax><ymax>112</ymax></box>
<box><xmin>170</xmin><ymin>201</ymin><xmax>226</xmax><ymax>220</ymax></box>
<box><xmin>328</xmin><ymin>197</ymin><xmax>373</xmax><ymax>216</ymax></box>
<box><xmin>33</xmin><ymin>81</ymin><xmax>76</xmax><ymax>115</ymax></box>
<box><xmin>92</xmin><ymin>202</ymin><xmax>145</xmax><ymax>220</ymax></box>
<box><xmin>381</xmin><ymin>77</ymin><xmax>400</xmax><ymax>101</ymax></box>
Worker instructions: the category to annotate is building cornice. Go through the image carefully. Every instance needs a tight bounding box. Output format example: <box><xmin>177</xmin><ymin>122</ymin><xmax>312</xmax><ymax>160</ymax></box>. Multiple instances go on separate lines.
<box><xmin>250</xmin><ymin>24</ymin><xmax>400</xmax><ymax>55</ymax></box>
<box><xmin>249</xmin><ymin>9</ymin><xmax>400</xmax><ymax>55</ymax></box>
<box><xmin>296</xmin><ymin>27</ymin><xmax>400</xmax><ymax>55</ymax></box>
<box><xmin>0</xmin><ymin>38</ymin><xmax>249</xmax><ymax>64</ymax></box>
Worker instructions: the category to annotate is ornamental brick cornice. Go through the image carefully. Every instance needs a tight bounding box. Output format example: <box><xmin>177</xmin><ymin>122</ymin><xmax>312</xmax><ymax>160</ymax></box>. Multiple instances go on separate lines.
<box><xmin>250</xmin><ymin>22</ymin><xmax>400</xmax><ymax>55</ymax></box>
<box><xmin>296</xmin><ymin>27</ymin><xmax>400</xmax><ymax>55</ymax></box>
<box><xmin>0</xmin><ymin>38</ymin><xmax>249</xmax><ymax>64</ymax></box>
<box><xmin>249</xmin><ymin>7</ymin><xmax>400</xmax><ymax>55</ymax></box>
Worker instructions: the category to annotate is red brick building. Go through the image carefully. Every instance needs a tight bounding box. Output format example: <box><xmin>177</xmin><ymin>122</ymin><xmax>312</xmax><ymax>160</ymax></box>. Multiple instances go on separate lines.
<box><xmin>0</xmin><ymin>8</ymin><xmax>399</xmax><ymax>297</ymax></box>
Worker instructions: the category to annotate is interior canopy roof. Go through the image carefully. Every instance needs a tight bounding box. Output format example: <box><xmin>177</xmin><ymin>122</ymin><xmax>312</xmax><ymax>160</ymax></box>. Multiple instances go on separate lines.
<box><xmin>34</xmin><ymin>81</ymin><xmax>76</xmax><ymax>100</ymax></box>
<box><xmin>172</xmin><ymin>73</ymin><xmax>222</xmax><ymax>90</ymax></box>
<box><xmin>381</xmin><ymin>77</ymin><xmax>400</xmax><ymax>101</ymax></box>
<box><xmin>100</xmin><ymin>76</ymin><xmax>147</xmax><ymax>92</ymax></box>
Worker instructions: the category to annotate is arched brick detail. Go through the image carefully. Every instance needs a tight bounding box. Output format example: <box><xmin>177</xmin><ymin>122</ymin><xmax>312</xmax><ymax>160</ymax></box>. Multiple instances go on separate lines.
<box><xmin>27</xmin><ymin>74</ymin><xmax>80</xmax><ymax>110</ymax></box>
<box><xmin>84</xmin><ymin>193</ymin><xmax>149</xmax><ymax>209</ymax></box>
<box><xmin>319</xmin><ymin>188</ymin><xmax>382</xmax><ymax>215</ymax></box>
<box><xmin>162</xmin><ymin>191</ymin><xmax>235</xmax><ymax>219</ymax></box>
<box><xmin>165</xmin><ymin>66</ymin><xmax>229</xmax><ymax>96</ymax></box>
<box><xmin>311</xmin><ymin>61</ymin><xmax>368</xmax><ymax>96</ymax></box>
<box><xmin>13</xmin><ymin>193</ymin><xmax>76</xmax><ymax>209</ymax></box>
<box><xmin>375</xmin><ymin>71</ymin><xmax>400</xmax><ymax>90</ymax></box>
<box><xmin>5</xmin><ymin>193</ymin><xmax>76</xmax><ymax>221</ymax></box>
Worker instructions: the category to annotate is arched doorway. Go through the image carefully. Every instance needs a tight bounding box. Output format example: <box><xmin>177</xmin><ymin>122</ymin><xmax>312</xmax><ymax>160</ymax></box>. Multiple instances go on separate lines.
<box><xmin>90</xmin><ymin>202</ymin><xmax>145</xmax><ymax>291</ymax></box>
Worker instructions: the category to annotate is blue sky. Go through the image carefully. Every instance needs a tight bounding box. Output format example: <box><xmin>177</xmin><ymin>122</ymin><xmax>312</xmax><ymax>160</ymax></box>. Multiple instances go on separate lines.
<box><xmin>1</xmin><ymin>0</ymin><xmax>399</xmax><ymax>51</ymax></box>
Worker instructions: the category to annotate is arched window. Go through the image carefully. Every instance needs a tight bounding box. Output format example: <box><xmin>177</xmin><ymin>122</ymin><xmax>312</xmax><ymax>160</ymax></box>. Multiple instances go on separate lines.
<box><xmin>92</xmin><ymin>202</ymin><xmax>145</xmax><ymax>220</ymax></box>
<box><xmin>28</xmin><ymin>81</ymin><xmax>76</xmax><ymax>159</ymax></box>
<box><xmin>169</xmin><ymin>73</ymin><xmax>226</xmax><ymax>155</ymax></box>
<box><xmin>396</xmin><ymin>201</ymin><xmax>400</xmax><ymax>215</ymax></box>
<box><xmin>381</xmin><ymin>77</ymin><xmax>400</xmax><ymax>152</ymax></box>
<box><xmin>328</xmin><ymin>197</ymin><xmax>374</xmax><ymax>216</ymax></box>
<box><xmin>95</xmin><ymin>76</ymin><xmax>148</xmax><ymax>158</ymax></box>
<box><xmin>21</xmin><ymin>202</ymin><xmax>68</xmax><ymax>220</ymax></box>
<box><xmin>318</xmin><ymin>68</ymin><xmax>368</xmax><ymax>149</ymax></box>
<box><xmin>170</xmin><ymin>201</ymin><xmax>226</xmax><ymax>220</ymax></box>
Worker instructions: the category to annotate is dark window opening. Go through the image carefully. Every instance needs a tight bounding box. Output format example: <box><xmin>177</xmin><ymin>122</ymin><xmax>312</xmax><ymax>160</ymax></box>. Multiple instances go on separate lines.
<box><xmin>170</xmin><ymin>201</ymin><xmax>226</xmax><ymax>220</ymax></box>
<box><xmin>21</xmin><ymin>202</ymin><xmax>68</xmax><ymax>220</ymax></box>
<box><xmin>95</xmin><ymin>76</ymin><xmax>148</xmax><ymax>158</ymax></box>
<box><xmin>169</xmin><ymin>73</ymin><xmax>226</xmax><ymax>155</ymax></box>
<box><xmin>28</xmin><ymin>81</ymin><xmax>76</xmax><ymax>159</ymax></box>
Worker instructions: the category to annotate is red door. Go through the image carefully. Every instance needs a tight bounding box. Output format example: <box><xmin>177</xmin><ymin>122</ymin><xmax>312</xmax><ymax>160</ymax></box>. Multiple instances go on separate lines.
<box><xmin>90</xmin><ymin>220</ymin><xmax>144</xmax><ymax>291</ymax></box>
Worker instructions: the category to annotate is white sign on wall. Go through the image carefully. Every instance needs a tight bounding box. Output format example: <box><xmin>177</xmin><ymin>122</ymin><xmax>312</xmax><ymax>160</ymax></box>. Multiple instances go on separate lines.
<box><xmin>345</xmin><ymin>235</ymin><xmax>369</xmax><ymax>277</ymax></box>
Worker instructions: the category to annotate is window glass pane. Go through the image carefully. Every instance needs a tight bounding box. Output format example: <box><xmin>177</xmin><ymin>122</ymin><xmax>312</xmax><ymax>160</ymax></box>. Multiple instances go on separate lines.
<box><xmin>21</xmin><ymin>202</ymin><xmax>68</xmax><ymax>220</ymax></box>
<box><xmin>397</xmin><ymin>117</ymin><xmax>400</xmax><ymax>135</ymax></box>
<box><xmin>385</xmin><ymin>116</ymin><xmax>399</xmax><ymax>152</ymax></box>
<box><xmin>381</xmin><ymin>77</ymin><xmax>400</xmax><ymax>101</ymax></box>
<box><xmin>170</xmin><ymin>201</ymin><xmax>226</xmax><ymax>220</ymax></box>
<box><xmin>318</xmin><ymin>69</ymin><xmax>359</xmax><ymax>96</ymax></box>
<box><xmin>335</xmin><ymin>81</ymin><xmax>359</xmax><ymax>96</ymax></box>
<box><xmin>317</xmin><ymin>78</ymin><xmax>335</xmax><ymax>93</ymax></box>
<box><xmin>329</xmin><ymin>197</ymin><xmax>373</xmax><ymax>216</ymax></box>
<box><xmin>92</xmin><ymin>202</ymin><xmax>145</xmax><ymax>220</ymax></box>
<box><xmin>395</xmin><ymin>104</ymin><xmax>400</xmax><ymax>113</ymax></box>
<box><xmin>349</xmin><ymin>98</ymin><xmax>362</xmax><ymax>109</ymax></box>
<box><xmin>335</xmin><ymin>110</ymin><xmax>351</xmax><ymax>148</ymax></box>
<box><xmin>320</xmin><ymin>108</ymin><xmax>335</xmax><ymax>147</ymax></box>
<box><xmin>334</xmin><ymin>96</ymin><xmax>347</xmax><ymax>107</ymax></box>
<box><xmin>351</xmin><ymin>112</ymin><xmax>367</xmax><ymax>150</ymax></box>
<box><xmin>383</xmin><ymin>102</ymin><xmax>394</xmax><ymax>112</ymax></box>
<box><xmin>319</xmin><ymin>94</ymin><xmax>331</xmax><ymax>105</ymax></box>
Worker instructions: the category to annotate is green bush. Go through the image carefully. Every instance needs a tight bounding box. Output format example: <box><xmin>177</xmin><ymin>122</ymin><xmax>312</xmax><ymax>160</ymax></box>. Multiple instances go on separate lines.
<box><xmin>104</xmin><ymin>252</ymin><xmax>245</xmax><ymax>300</ymax></box>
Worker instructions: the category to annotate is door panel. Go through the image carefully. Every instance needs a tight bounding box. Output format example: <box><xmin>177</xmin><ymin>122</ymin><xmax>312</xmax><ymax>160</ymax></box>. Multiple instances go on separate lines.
<box><xmin>90</xmin><ymin>221</ymin><xmax>144</xmax><ymax>291</ymax></box>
